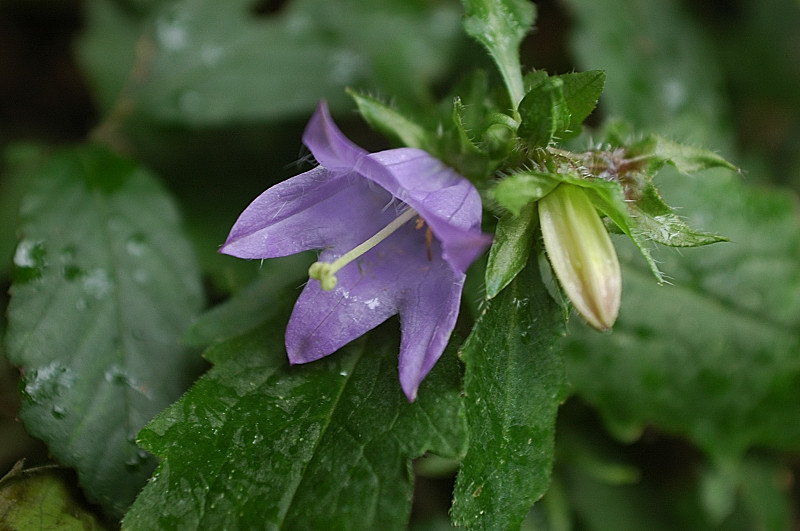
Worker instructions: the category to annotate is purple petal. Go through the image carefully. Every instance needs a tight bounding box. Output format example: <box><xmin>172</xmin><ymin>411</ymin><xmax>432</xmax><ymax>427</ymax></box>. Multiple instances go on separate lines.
<box><xmin>220</xmin><ymin>170</ymin><xmax>393</xmax><ymax>259</ymax></box>
<box><xmin>286</xmin><ymin>213</ymin><xmax>456</xmax><ymax>378</ymax></box>
<box><xmin>303</xmin><ymin>101</ymin><xmax>367</xmax><ymax>172</ymax></box>
<box><xmin>285</xmin><ymin>250</ymin><xmax>399</xmax><ymax>364</ymax></box>
<box><xmin>360</xmin><ymin>148</ymin><xmax>491</xmax><ymax>272</ymax></box>
<box><xmin>397</xmin><ymin>269</ymin><xmax>465</xmax><ymax>401</ymax></box>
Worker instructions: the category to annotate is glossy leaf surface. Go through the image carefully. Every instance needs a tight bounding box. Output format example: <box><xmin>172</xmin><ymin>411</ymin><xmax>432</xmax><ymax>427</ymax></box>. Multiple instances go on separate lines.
<box><xmin>5</xmin><ymin>145</ymin><xmax>204</xmax><ymax>516</ymax></box>
<box><xmin>452</xmin><ymin>256</ymin><xmax>566</xmax><ymax>529</ymax></box>
<box><xmin>125</xmin><ymin>293</ymin><xmax>466</xmax><ymax>529</ymax></box>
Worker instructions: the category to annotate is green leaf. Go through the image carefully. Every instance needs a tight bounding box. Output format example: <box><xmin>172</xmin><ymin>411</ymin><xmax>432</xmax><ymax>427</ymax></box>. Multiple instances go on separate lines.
<box><xmin>452</xmin><ymin>256</ymin><xmax>566</xmax><ymax>529</ymax></box>
<box><xmin>102</xmin><ymin>0</ymin><xmax>465</xmax><ymax>126</ymax></box>
<box><xmin>485</xmin><ymin>203</ymin><xmax>538</xmax><ymax>299</ymax></box>
<box><xmin>557</xmin><ymin>70</ymin><xmax>606</xmax><ymax>139</ymax></box>
<box><xmin>5</xmin><ymin>145</ymin><xmax>204</xmax><ymax>517</ymax></box>
<box><xmin>566</xmin><ymin>0</ymin><xmax>729</xmax><ymax>144</ymax></box>
<box><xmin>75</xmin><ymin>0</ymin><xmax>141</xmax><ymax>114</ymax></box>
<box><xmin>0</xmin><ymin>463</ymin><xmax>110</xmax><ymax>530</ymax></box>
<box><xmin>124</xmin><ymin>319</ymin><xmax>466</xmax><ymax>529</ymax></box>
<box><xmin>461</xmin><ymin>0</ymin><xmax>535</xmax><ymax>108</ymax></box>
<box><xmin>347</xmin><ymin>90</ymin><xmax>433</xmax><ymax>150</ymax></box>
<box><xmin>183</xmin><ymin>254</ymin><xmax>312</xmax><ymax>348</ymax></box>
<box><xmin>0</xmin><ymin>144</ymin><xmax>50</xmax><ymax>281</ymax></box>
<box><xmin>491</xmin><ymin>171</ymin><xmax>559</xmax><ymax>215</ymax></box>
<box><xmin>575</xmin><ymin>179</ymin><xmax>666</xmax><ymax>283</ymax></box>
<box><xmin>737</xmin><ymin>454</ymin><xmax>795</xmax><ymax>531</ymax></box>
<box><xmin>518</xmin><ymin>77</ymin><xmax>570</xmax><ymax>147</ymax></box>
<box><xmin>628</xmin><ymin>181</ymin><xmax>727</xmax><ymax>247</ymax></box>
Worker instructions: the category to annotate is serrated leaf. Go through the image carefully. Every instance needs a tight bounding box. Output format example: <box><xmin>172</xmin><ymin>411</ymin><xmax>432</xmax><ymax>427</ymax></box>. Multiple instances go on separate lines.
<box><xmin>106</xmin><ymin>0</ymin><xmax>464</xmax><ymax>126</ymax></box>
<box><xmin>5</xmin><ymin>145</ymin><xmax>204</xmax><ymax>517</ymax></box>
<box><xmin>348</xmin><ymin>90</ymin><xmax>432</xmax><ymax>150</ymax></box>
<box><xmin>485</xmin><ymin>203</ymin><xmax>538</xmax><ymax>299</ymax></box>
<box><xmin>518</xmin><ymin>77</ymin><xmax>571</xmax><ymax>147</ymax></box>
<box><xmin>461</xmin><ymin>0</ymin><xmax>535</xmax><ymax>108</ymax></box>
<box><xmin>124</xmin><ymin>319</ymin><xmax>466</xmax><ymax>530</ymax></box>
<box><xmin>452</xmin><ymin>256</ymin><xmax>566</xmax><ymax>529</ymax></box>
<box><xmin>557</xmin><ymin>70</ymin><xmax>606</xmax><ymax>139</ymax></box>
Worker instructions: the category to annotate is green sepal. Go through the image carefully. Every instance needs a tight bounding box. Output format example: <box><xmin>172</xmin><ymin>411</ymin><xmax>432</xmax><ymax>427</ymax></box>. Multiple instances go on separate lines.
<box><xmin>493</xmin><ymin>169</ymin><xmax>665</xmax><ymax>282</ymax></box>
<box><xmin>604</xmin><ymin>126</ymin><xmax>739</xmax><ymax>176</ymax></box>
<box><xmin>558</xmin><ymin>174</ymin><xmax>666</xmax><ymax>283</ymax></box>
<box><xmin>481</xmin><ymin>112</ymin><xmax>519</xmax><ymax>159</ymax></box>
<box><xmin>452</xmin><ymin>97</ymin><xmax>490</xmax><ymax>159</ymax></box>
<box><xmin>629</xmin><ymin>134</ymin><xmax>739</xmax><ymax>175</ymax></box>
<box><xmin>449</xmin><ymin>98</ymin><xmax>496</xmax><ymax>183</ymax></box>
<box><xmin>491</xmin><ymin>170</ymin><xmax>560</xmax><ymax>215</ymax></box>
<box><xmin>630</xmin><ymin>181</ymin><xmax>729</xmax><ymax>247</ymax></box>
<box><xmin>348</xmin><ymin>89</ymin><xmax>433</xmax><ymax>150</ymax></box>
<box><xmin>485</xmin><ymin>202</ymin><xmax>538</xmax><ymax>299</ymax></box>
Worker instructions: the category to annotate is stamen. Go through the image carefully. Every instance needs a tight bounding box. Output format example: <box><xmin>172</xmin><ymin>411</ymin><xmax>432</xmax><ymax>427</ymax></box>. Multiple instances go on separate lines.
<box><xmin>309</xmin><ymin>207</ymin><xmax>418</xmax><ymax>291</ymax></box>
<box><xmin>414</xmin><ymin>216</ymin><xmax>434</xmax><ymax>261</ymax></box>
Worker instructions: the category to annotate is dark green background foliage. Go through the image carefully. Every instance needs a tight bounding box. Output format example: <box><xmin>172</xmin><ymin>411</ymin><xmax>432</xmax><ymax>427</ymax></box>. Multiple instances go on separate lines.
<box><xmin>1</xmin><ymin>0</ymin><xmax>799</xmax><ymax>529</ymax></box>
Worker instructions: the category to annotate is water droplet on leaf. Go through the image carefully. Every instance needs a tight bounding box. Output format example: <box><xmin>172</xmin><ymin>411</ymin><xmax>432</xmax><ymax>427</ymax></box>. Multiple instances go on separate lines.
<box><xmin>126</xmin><ymin>233</ymin><xmax>147</xmax><ymax>257</ymax></box>
<box><xmin>13</xmin><ymin>240</ymin><xmax>47</xmax><ymax>283</ymax></box>
<box><xmin>82</xmin><ymin>268</ymin><xmax>112</xmax><ymax>299</ymax></box>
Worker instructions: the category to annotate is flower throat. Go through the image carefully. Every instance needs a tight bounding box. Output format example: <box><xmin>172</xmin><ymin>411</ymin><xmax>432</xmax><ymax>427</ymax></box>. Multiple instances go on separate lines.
<box><xmin>309</xmin><ymin>208</ymin><xmax>421</xmax><ymax>291</ymax></box>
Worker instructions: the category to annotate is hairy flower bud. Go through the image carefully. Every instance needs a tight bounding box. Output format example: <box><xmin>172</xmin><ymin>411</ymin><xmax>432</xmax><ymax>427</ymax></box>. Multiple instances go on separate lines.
<box><xmin>539</xmin><ymin>183</ymin><xmax>621</xmax><ymax>330</ymax></box>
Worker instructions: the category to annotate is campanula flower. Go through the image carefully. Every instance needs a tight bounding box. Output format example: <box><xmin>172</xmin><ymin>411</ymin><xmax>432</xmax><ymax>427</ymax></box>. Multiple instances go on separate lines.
<box><xmin>220</xmin><ymin>101</ymin><xmax>491</xmax><ymax>401</ymax></box>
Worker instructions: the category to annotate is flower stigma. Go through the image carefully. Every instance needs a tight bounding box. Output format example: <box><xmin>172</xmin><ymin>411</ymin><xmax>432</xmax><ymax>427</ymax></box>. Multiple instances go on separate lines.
<box><xmin>308</xmin><ymin>207</ymin><xmax>419</xmax><ymax>291</ymax></box>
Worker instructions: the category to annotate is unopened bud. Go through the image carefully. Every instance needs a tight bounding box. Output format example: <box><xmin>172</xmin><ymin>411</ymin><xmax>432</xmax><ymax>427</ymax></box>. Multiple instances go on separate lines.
<box><xmin>539</xmin><ymin>184</ymin><xmax>621</xmax><ymax>330</ymax></box>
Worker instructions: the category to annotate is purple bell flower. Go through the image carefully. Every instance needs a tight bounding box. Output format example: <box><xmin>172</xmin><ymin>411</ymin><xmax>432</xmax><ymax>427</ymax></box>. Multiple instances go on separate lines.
<box><xmin>220</xmin><ymin>102</ymin><xmax>490</xmax><ymax>401</ymax></box>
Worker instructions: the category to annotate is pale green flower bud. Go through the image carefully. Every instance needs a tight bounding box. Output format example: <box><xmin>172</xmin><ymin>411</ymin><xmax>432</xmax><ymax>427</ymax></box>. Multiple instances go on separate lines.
<box><xmin>539</xmin><ymin>183</ymin><xmax>621</xmax><ymax>330</ymax></box>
